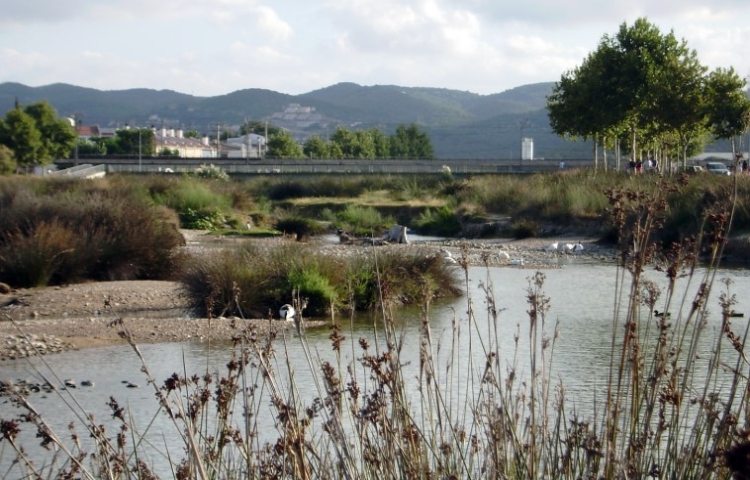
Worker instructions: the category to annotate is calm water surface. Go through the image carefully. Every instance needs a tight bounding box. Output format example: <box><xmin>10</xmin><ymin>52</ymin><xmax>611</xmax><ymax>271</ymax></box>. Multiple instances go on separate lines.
<box><xmin>1</xmin><ymin>263</ymin><xmax>748</xmax><ymax>474</ymax></box>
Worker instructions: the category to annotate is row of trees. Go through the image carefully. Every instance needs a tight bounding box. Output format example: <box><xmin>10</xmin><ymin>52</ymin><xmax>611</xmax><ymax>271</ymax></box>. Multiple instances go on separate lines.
<box><xmin>77</xmin><ymin>128</ymin><xmax>157</xmax><ymax>157</ymax></box>
<box><xmin>266</xmin><ymin>124</ymin><xmax>434</xmax><ymax>159</ymax></box>
<box><xmin>547</xmin><ymin>18</ymin><xmax>750</xmax><ymax>170</ymax></box>
<box><xmin>0</xmin><ymin>101</ymin><xmax>76</xmax><ymax>173</ymax></box>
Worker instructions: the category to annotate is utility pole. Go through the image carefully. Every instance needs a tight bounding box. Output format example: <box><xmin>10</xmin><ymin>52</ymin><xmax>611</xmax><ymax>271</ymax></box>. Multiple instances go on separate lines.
<box><xmin>216</xmin><ymin>124</ymin><xmax>221</xmax><ymax>158</ymax></box>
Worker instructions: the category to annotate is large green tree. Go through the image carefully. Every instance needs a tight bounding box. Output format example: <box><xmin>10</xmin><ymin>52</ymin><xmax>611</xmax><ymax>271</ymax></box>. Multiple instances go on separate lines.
<box><xmin>266</xmin><ymin>130</ymin><xmax>303</xmax><ymax>158</ymax></box>
<box><xmin>303</xmin><ymin>135</ymin><xmax>330</xmax><ymax>159</ymax></box>
<box><xmin>547</xmin><ymin>18</ymin><xmax>742</xmax><ymax>170</ymax></box>
<box><xmin>0</xmin><ymin>101</ymin><xmax>76</xmax><ymax>170</ymax></box>
<box><xmin>0</xmin><ymin>108</ymin><xmax>42</xmax><ymax>169</ymax></box>
<box><xmin>24</xmin><ymin>102</ymin><xmax>76</xmax><ymax>161</ymax></box>
<box><xmin>390</xmin><ymin>124</ymin><xmax>434</xmax><ymax>159</ymax></box>
<box><xmin>114</xmin><ymin>128</ymin><xmax>155</xmax><ymax>156</ymax></box>
<box><xmin>704</xmin><ymin>67</ymin><xmax>750</xmax><ymax>154</ymax></box>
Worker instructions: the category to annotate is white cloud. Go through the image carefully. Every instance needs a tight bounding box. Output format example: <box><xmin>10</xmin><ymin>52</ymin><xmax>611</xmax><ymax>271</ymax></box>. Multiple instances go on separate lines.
<box><xmin>1</xmin><ymin>0</ymin><xmax>749</xmax><ymax>96</ymax></box>
<box><xmin>254</xmin><ymin>6</ymin><xmax>293</xmax><ymax>41</ymax></box>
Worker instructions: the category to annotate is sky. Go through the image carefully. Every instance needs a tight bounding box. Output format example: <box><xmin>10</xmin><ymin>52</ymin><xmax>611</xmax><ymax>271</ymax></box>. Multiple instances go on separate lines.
<box><xmin>1</xmin><ymin>0</ymin><xmax>748</xmax><ymax>97</ymax></box>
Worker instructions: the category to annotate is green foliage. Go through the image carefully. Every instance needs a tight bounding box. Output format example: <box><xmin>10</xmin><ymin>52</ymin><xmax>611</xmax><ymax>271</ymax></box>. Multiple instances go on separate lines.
<box><xmin>181</xmin><ymin>242</ymin><xmax>461</xmax><ymax>318</ymax></box>
<box><xmin>0</xmin><ymin>144</ymin><xmax>16</xmax><ymax>174</ymax></box>
<box><xmin>151</xmin><ymin>178</ymin><xmax>232</xmax><ymax>230</ymax></box>
<box><xmin>414</xmin><ymin>205</ymin><xmax>462</xmax><ymax>236</ymax></box>
<box><xmin>390</xmin><ymin>123</ymin><xmax>434</xmax><ymax>159</ymax></box>
<box><xmin>547</xmin><ymin>17</ymin><xmax>747</xmax><ymax>165</ymax></box>
<box><xmin>113</xmin><ymin>128</ymin><xmax>155</xmax><ymax>156</ymax></box>
<box><xmin>266</xmin><ymin>130</ymin><xmax>303</xmax><ymax>158</ymax></box>
<box><xmin>178</xmin><ymin>207</ymin><xmax>226</xmax><ymax>230</ymax></box>
<box><xmin>0</xmin><ymin>108</ymin><xmax>42</xmax><ymax>169</ymax></box>
<box><xmin>23</xmin><ymin>102</ymin><xmax>77</xmax><ymax>161</ymax></box>
<box><xmin>335</xmin><ymin>204</ymin><xmax>394</xmax><ymax>236</ymax></box>
<box><xmin>75</xmin><ymin>138</ymin><xmax>107</xmax><ymax>156</ymax></box>
<box><xmin>704</xmin><ymin>67</ymin><xmax>750</xmax><ymax>141</ymax></box>
<box><xmin>158</xmin><ymin>147</ymin><xmax>179</xmax><ymax>157</ymax></box>
<box><xmin>303</xmin><ymin>135</ymin><xmax>330</xmax><ymax>158</ymax></box>
<box><xmin>0</xmin><ymin>102</ymin><xmax>76</xmax><ymax>169</ymax></box>
<box><xmin>287</xmin><ymin>265</ymin><xmax>338</xmax><ymax>315</ymax></box>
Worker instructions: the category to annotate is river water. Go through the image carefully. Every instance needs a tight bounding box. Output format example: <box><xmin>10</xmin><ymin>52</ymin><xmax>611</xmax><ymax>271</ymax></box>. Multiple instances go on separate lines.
<box><xmin>1</xmin><ymin>263</ymin><xmax>748</xmax><ymax>476</ymax></box>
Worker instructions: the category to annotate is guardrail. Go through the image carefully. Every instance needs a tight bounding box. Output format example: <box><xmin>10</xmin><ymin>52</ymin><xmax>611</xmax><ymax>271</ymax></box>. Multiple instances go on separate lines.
<box><xmin>56</xmin><ymin>158</ymin><xmax>597</xmax><ymax>175</ymax></box>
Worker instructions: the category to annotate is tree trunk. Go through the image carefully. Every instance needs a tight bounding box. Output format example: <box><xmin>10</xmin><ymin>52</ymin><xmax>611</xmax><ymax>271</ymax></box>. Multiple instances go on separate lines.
<box><xmin>593</xmin><ymin>137</ymin><xmax>599</xmax><ymax>171</ymax></box>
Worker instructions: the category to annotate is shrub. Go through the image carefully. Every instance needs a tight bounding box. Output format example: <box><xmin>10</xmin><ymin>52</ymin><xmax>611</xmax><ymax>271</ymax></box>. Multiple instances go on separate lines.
<box><xmin>336</xmin><ymin>204</ymin><xmax>394</xmax><ymax>236</ymax></box>
<box><xmin>274</xmin><ymin>216</ymin><xmax>326</xmax><ymax>240</ymax></box>
<box><xmin>0</xmin><ymin>221</ymin><xmax>76</xmax><ymax>287</ymax></box>
<box><xmin>178</xmin><ymin>207</ymin><xmax>226</xmax><ymax>230</ymax></box>
<box><xmin>287</xmin><ymin>265</ymin><xmax>338</xmax><ymax>316</ymax></box>
<box><xmin>414</xmin><ymin>205</ymin><xmax>462</xmax><ymax>236</ymax></box>
<box><xmin>180</xmin><ymin>243</ymin><xmax>462</xmax><ymax>318</ymax></box>
<box><xmin>0</xmin><ymin>177</ymin><xmax>185</xmax><ymax>287</ymax></box>
<box><xmin>510</xmin><ymin>218</ymin><xmax>539</xmax><ymax>239</ymax></box>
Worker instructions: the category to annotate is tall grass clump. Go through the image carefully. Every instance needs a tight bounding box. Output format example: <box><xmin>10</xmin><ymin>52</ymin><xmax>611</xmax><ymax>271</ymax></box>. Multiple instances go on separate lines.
<box><xmin>151</xmin><ymin>177</ymin><xmax>233</xmax><ymax>230</ymax></box>
<box><xmin>0</xmin><ymin>177</ymin><xmax>185</xmax><ymax>287</ymax></box>
<box><xmin>180</xmin><ymin>241</ymin><xmax>461</xmax><ymax>318</ymax></box>
<box><xmin>335</xmin><ymin>204</ymin><xmax>394</xmax><ymax>236</ymax></box>
<box><xmin>413</xmin><ymin>205</ymin><xmax>462</xmax><ymax>236</ymax></box>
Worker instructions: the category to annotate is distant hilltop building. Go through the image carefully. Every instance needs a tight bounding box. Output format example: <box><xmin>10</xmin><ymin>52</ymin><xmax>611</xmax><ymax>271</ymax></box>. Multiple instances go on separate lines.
<box><xmin>269</xmin><ymin>104</ymin><xmax>325</xmax><ymax>128</ymax></box>
<box><xmin>522</xmin><ymin>137</ymin><xmax>534</xmax><ymax>161</ymax></box>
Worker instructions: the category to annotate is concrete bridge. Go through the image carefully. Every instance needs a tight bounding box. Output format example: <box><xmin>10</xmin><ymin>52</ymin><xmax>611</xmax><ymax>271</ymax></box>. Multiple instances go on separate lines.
<box><xmin>55</xmin><ymin>157</ymin><xmax>599</xmax><ymax>176</ymax></box>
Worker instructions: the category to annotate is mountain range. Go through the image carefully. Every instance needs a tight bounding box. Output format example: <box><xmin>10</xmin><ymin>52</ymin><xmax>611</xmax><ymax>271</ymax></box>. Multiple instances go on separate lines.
<box><xmin>0</xmin><ymin>81</ymin><xmax>596</xmax><ymax>159</ymax></box>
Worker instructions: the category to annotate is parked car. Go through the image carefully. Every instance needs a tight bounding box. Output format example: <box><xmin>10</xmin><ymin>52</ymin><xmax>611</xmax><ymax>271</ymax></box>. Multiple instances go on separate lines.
<box><xmin>680</xmin><ymin>165</ymin><xmax>705</xmax><ymax>174</ymax></box>
<box><xmin>705</xmin><ymin>162</ymin><xmax>731</xmax><ymax>176</ymax></box>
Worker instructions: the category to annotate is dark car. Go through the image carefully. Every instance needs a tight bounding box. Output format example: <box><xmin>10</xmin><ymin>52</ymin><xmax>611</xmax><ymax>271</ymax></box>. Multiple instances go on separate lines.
<box><xmin>705</xmin><ymin>162</ymin><xmax>731</xmax><ymax>176</ymax></box>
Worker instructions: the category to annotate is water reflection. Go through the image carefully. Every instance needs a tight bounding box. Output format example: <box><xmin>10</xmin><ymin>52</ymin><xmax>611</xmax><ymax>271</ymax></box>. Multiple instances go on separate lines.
<box><xmin>1</xmin><ymin>263</ymin><xmax>747</xmax><ymax>475</ymax></box>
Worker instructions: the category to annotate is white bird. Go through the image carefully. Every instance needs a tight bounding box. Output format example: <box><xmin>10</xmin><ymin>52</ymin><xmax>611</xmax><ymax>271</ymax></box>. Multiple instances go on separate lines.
<box><xmin>279</xmin><ymin>304</ymin><xmax>295</xmax><ymax>321</ymax></box>
<box><xmin>439</xmin><ymin>248</ymin><xmax>458</xmax><ymax>264</ymax></box>
<box><xmin>497</xmin><ymin>250</ymin><xmax>511</xmax><ymax>260</ymax></box>
<box><xmin>510</xmin><ymin>258</ymin><xmax>525</xmax><ymax>266</ymax></box>
<box><xmin>546</xmin><ymin>242</ymin><xmax>559</xmax><ymax>252</ymax></box>
<box><xmin>573</xmin><ymin>243</ymin><xmax>584</xmax><ymax>252</ymax></box>
<box><xmin>563</xmin><ymin>243</ymin><xmax>575</xmax><ymax>253</ymax></box>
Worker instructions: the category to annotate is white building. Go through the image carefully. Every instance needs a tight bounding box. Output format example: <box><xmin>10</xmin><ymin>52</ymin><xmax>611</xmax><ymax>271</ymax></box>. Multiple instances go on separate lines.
<box><xmin>224</xmin><ymin>133</ymin><xmax>266</xmax><ymax>159</ymax></box>
<box><xmin>154</xmin><ymin>128</ymin><xmax>215</xmax><ymax>158</ymax></box>
<box><xmin>521</xmin><ymin>137</ymin><xmax>534</xmax><ymax>161</ymax></box>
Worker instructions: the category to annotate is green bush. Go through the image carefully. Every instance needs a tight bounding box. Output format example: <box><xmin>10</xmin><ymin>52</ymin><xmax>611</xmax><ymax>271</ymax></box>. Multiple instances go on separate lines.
<box><xmin>414</xmin><ymin>205</ymin><xmax>462</xmax><ymax>236</ymax></box>
<box><xmin>180</xmin><ymin>243</ymin><xmax>461</xmax><ymax>318</ymax></box>
<box><xmin>287</xmin><ymin>265</ymin><xmax>338</xmax><ymax>316</ymax></box>
<box><xmin>179</xmin><ymin>207</ymin><xmax>226</xmax><ymax>230</ymax></box>
<box><xmin>336</xmin><ymin>205</ymin><xmax>394</xmax><ymax>236</ymax></box>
